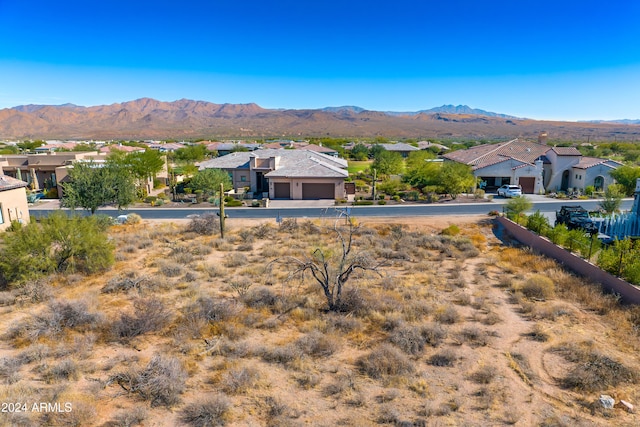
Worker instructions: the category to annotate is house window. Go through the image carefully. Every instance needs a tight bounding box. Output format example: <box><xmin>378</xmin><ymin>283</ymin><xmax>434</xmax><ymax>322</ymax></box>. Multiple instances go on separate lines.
<box><xmin>240</xmin><ymin>176</ymin><xmax>247</xmax><ymax>182</ymax></box>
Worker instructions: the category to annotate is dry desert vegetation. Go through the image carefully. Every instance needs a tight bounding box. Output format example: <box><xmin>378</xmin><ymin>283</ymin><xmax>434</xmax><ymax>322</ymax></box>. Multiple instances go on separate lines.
<box><xmin>1</xmin><ymin>215</ymin><xmax>640</xmax><ymax>426</ymax></box>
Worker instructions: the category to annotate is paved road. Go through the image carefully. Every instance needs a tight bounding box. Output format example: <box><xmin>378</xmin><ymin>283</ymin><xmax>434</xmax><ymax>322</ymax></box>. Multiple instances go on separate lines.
<box><xmin>28</xmin><ymin>198</ymin><xmax>634</xmax><ymax>221</ymax></box>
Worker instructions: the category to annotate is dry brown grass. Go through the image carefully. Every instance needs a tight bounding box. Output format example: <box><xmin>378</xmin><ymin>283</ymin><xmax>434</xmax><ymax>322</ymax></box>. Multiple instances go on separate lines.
<box><xmin>0</xmin><ymin>217</ymin><xmax>639</xmax><ymax>425</ymax></box>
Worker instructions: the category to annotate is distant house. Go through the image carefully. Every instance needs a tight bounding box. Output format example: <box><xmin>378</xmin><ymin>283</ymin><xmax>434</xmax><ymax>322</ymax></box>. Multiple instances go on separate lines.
<box><xmin>378</xmin><ymin>143</ymin><xmax>420</xmax><ymax>158</ymax></box>
<box><xmin>99</xmin><ymin>144</ymin><xmax>146</xmax><ymax>154</ymax></box>
<box><xmin>198</xmin><ymin>149</ymin><xmax>348</xmax><ymax>200</ymax></box>
<box><xmin>34</xmin><ymin>142</ymin><xmax>79</xmax><ymax>153</ymax></box>
<box><xmin>0</xmin><ymin>175</ymin><xmax>29</xmax><ymax>231</ymax></box>
<box><xmin>0</xmin><ymin>152</ymin><xmax>108</xmax><ymax>196</ymax></box>
<box><xmin>206</xmin><ymin>142</ymin><xmax>261</xmax><ymax>156</ymax></box>
<box><xmin>442</xmin><ymin>138</ymin><xmax>621</xmax><ymax>194</ymax></box>
<box><xmin>417</xmin><ymin>141</ymin><xmax>449</xmax><ymax>153</ymax></box>
<box><xmin>146</xmin><ymin>142</ymin><xmax>186</xmax><ymax>153</ymax></box>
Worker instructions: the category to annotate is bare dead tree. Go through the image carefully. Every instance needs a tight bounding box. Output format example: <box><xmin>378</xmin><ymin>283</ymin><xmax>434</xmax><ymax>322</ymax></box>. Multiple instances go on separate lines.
<box><xmin>272</xmin><ymin>213</ymin><xmax>383</xmax><ymax>311</ymax></box>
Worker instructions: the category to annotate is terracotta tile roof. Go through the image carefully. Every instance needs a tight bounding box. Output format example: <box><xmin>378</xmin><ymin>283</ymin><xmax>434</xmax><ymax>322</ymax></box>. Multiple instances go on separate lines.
<box><xmin>442</xmin><ymin>139</ymin><xmax>549</xmax><ymax>170</ymax></box>
<box><xmin>0</xmin><ymin>175</ymin><xmax>28</xmax><ymax>191</ymax></box>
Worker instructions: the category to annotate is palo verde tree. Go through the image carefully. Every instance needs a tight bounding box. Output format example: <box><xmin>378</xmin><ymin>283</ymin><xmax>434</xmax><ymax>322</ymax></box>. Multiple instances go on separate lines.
<box><xmin>0</xmin><ymin>212</ymin><xmax>114</xmax><ymax>288</ymax></box>
<box><xmin>61</xmin><ymin>160</ymin><xmax>137</xmax><ymax>214</ymax></box>
<box><xmin>274</xmin><ymin>214</ymin><xmax>384</xmax><ymax>311</ymax></box>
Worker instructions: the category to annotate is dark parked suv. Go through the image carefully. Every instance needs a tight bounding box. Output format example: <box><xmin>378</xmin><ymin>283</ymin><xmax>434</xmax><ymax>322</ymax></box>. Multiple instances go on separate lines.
<box><xmin>555</xmin><ymin>206</ymin><xmax>598</xmax><ymax>234</ymax></box>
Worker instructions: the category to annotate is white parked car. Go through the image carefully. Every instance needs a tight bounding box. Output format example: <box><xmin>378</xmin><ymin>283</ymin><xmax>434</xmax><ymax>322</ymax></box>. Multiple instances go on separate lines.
<box><xmin>497</xmin><ymin>184</ymin><xmax>522</xmax><ymax>198</ymax></box>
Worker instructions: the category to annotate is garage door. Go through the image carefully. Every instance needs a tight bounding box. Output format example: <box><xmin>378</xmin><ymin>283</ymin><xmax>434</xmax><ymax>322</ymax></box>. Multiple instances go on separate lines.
<box><xmin>302</xmin><ymin>183</ymin><xmax>335</xmax><ymax>199</ymax></box>
<box><xmin>518</xmin><ymin>177</ymin><xmax>535</xmax><ymax>194</ymax></box>
<box><xmin>273</xmin><ymin>183</ymin><xmax>291</xmax><ymax>199</ymax></box>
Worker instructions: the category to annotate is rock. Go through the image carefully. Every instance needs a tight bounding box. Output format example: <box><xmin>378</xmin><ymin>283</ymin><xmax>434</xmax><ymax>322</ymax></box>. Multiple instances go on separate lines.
<box><xmin>599</xmin><ymin>395</ymin><xmax>615</xmax><ymax>409</ymax></box>
<box><xmin>615</xmin><ymin>399</ymin><xmax>634</xmax><ymax>413</ymax></box>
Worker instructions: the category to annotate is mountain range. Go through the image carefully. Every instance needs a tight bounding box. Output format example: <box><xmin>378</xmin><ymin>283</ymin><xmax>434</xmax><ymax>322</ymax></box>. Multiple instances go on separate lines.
<box><xmin>1</xmin><ymin>98</ymin><xmax>639</xmax><ymax>141</ymax></box>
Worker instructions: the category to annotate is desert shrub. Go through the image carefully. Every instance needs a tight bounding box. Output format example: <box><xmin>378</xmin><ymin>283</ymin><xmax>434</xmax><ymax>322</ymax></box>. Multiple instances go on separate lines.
<box><xmin>125</xmin><ymin>213</ymin><xmax>142</xmax><ymax>224</ymax></box>
<box><xmin>111</xmin><ymin>354</ymin><xmax>187</xmax><ymax>408</ymax></box>
<box><xmin>261</xmin><ymin>345</ymin><xmax>303</xmax><ymax>365</ymax></box>
<box><xmin>295</xmin><ymin>331</ymin><xmax>340</xmax><ymax>358</ymax></box>
<box><xmin>524</xmin><ymin>324</ymin><xmax>550</xmax><ymax>342</ymax></box>
<box><xmin>102</xmin><ymin>272</ymin><xmax>148</xmax><ymax>293</ymax></box>
<box><xmin>107</xmin><ymin>407</ymin><xmax>147</xmax><ymax>427</ymax></box>
<box><xmin>456</xmin><ymin>326</ymin><xmax>489</xmax><ymax>347</ymax></box>
<box><xmin>389</xmin><ymin>324</ymin><xmax>445</xmax><ymax>355</ymax></box>
<box><xmin>469</xmin><ymin>365</ymin><xmax>495</xmax><ymax>384</ymax></box>
<box><xmin>23</xmin><ymin>299</ymin><xmax>102</xmax><ymax>341</ymax></box>
<box><xmin>180</xmin><ymin>395</ymin><xmax>230</xmax><ymax>427</ymax></box>
<box><xmin>221</xmin><ymin>366</ymin><xmax>259</xmax><ymax>394</ymax></box>
<box><xmin>188</xmin><ymin>297</ymin><xmax>236</xmax><ymax>323</ymax></box>
<box><xmin>520</xmin><ymin>274</ymin><xmax>555</xmax><ymax>299</ymax></box>
<box><xmin>112</xmin><ymin>298</ymin><xmax>172</xmax><ymax>341</ymax></box>
<box><xmin>43</xmin><ymin>358</ymin><xmax>78</xmax><ymax>383</ymax></box>
<box><xmin>14</xmin><ymin>278</ymin><xmax>53</xmax><ymax>304</ymax></box>
<box><xmin>224</xmin><ymin>253</ymin><xmax>248</xmax><ymax>268</ymax></box>
<box><xmin>357</xmin><ymin>344</ymin><xmax>415</xmax><ymax>379</ymax></box>
<box><xmin>188</xmin><ymin>214</ymin><xmax>217</xmax><ymax>235</ymax></box>
<box><xmin>561</xmin><ymin>353</ymin><xmax>635</xmax><ymax>391</ymax></box>
<box><xmin>441</xmin><ymin>224</ymin><xmax>460</xmax><ymax>236</ymax></box>
<box><xmin>427</xmin><ymin>349</ymin><xmax>457</xmax><ymax>367</ymax></box>
<box><xmin>253</xmin><ymin>223</ymin><xmax>275</xmax><ymax>239</ymax></box>
<box><xmin>0</xmin><ymin>357</ymin><xmax>22</xmax><ymax>384</ymax></box>
<box><xmin>242</xmin><ymin>286</ymin><xmax>279</xmax><ymax>309</ymax></box>
<box><xmin>434</xmin><ymin>305</ymin><xmax>460</xmax><ymax>324</ymax></box>
<box><xmin>158</xmin><ymin>261</ymin><xmax>183</xmax><ymax>277</ymax></box>
<box><xmin>279</xmin><ymin>218</ymin><xmax>299</xmax><ymax>233</ymax></box>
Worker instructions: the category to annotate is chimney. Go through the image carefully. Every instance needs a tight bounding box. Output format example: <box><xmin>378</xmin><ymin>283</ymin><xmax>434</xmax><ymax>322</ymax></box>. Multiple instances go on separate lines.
<box><xmin>538</xmin><ymin>131</ymin><xmax>548</xmax><ymax>145</ymax></box>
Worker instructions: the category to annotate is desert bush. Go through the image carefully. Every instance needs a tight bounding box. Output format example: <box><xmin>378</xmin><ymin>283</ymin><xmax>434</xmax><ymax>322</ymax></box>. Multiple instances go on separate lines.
<box><xmin>242</xmin><ymin>286</ymin><xmax>279</xmax><ymax>310</ymax></box>
<box><xmin>279</xmin><ymin>218</ymin><xmax>299</xmax><ymax>233</ymax></box>
<box><xmin>434</xmin><ymin>305</ymin><xmax>460</xmax><ymax>324</ymax></box>
<box><xmin>0</xmin><ymin>357</ymin><xmax>22</xmax><ymax>384</ymax></box>
<box><xmin>125</xmin><ymin>213</ymin><xmax>142</xmax><ymax>224</ymax></box>
<box><xmin>520</xmin><ymin>274</ymin><xmax>555</xmax><ymax>299</ymax></box>
<box><xmin>427</xmin><ymin>349</ymin><xmax>457</xmax><ymax>367</ymax></box>
<box><xmin>111</xmin><ymin>354</ymin><xmax>187</xmax><ymax>408</ymax></box>
<box><xmin>389</xmin><ymin>324</ymin><xmax>445</xmax><ymax>355</ymax></box>
<box><xmin>441</xmin><ymin>224</ymin><xmax>460</xmax><ymax>236</ymax></box>
<box><xmin>253</xmin><ymin>223</ymin><xmax>275</xmax><ymax>239</ymax></box>
<box><xmin>43</xmin><ymin>358</ymin><xmax>78</xmax><ymax>383</ymax></box>
<box><xmin>469</xmin><ymin>365</ymin><xmax>495</xmax><ymax>384</ymax></box>
<box><xmin>561</xmin><ymin>352</ymin><xmax>635</xmax><ymax>391</ymax></box>
<box><xmin>456</xmin><ymin>326</ymin><xmax>489</xmax><ymax>347</ymax></box>
<box><xmin>224</xmin><ymin>253</ymin><xmax>248</xmax><ymax>268</ymax></box>
<box><xmin>260</xmin><ymin>345</ymin><xmax>303</xmax><ymax>365</ymax></box>
<box><xmin>22</xmin><ymin>299</ymin><xmax>103</xmax><ymax>341</ymax></box>
<box><xmin>180</xmin><ymin>395</ymin><xmax>230</xmax><ymax>427</ymax></box>
<box><xmin>295</xmin><ymin>330</ymin><xmax>340</xmax><ymax>358</ymax></box>
<box><xmin>188</xmin><ymin>214</ymin><xmax>217</xmax><ymax>235</ymax></box>
<box><xmin>102</xmin><ymin>272</ymin><xmax>148</xmax><ymax>293</ymax></box>
<box><xmin>106</xmin><ymin>407</ymin><xmax>147</xmax><ymax>427</ymax></box>
<box><xmin>112</xmin><ymin>298</ymin><xmax>172</xmax><ymax>341</ymax></box>
<box><xmin>221</xmin><ymin>366</ymin><xmax>259</xmax><ymax>394</ymax></box>
<box><xmin>14</xmin><ymin>278</ymin><xmax>53</xmax><ymax>303</ymax></box>
<box><xmin>188</xmin><ymin>297</ymin><xmax>236</xmax><ymax>323</ymax></box>
<box><xmin>356</xmin><ymin>344</ymin><xmax>415</xmax><ymax>379</ymax></box>
<box><xmin>158</xmin><ymin>261</ymin><xmax>183</xmax><ymax>277</ymax></box>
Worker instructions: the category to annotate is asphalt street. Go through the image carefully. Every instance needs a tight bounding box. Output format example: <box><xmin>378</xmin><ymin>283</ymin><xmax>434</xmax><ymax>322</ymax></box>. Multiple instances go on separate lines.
<box><xmin>28</xmin><ymin>197</ymin><xmax>634</xmax><ymax>222</ymax></box>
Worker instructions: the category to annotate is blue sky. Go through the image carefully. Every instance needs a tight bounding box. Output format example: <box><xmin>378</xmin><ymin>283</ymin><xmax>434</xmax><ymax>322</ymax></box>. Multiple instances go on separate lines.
<box><xmin>0</xmin><ymin>0</ymin><xmax>639</xmax><ymax>120</ymax></box>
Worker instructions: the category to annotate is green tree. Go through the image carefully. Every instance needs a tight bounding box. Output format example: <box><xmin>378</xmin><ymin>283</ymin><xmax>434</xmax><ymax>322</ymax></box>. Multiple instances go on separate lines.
<box><xmin>371</xmin><ymin>150</ymin><xmax>404</xmax><ymax>175</ymax></box>
<box><xmin>61</xmin><ymin>160</ymin><xmax>137</xmax><ymax>214</ymax></box>
<box><xmin>189</xmin><ymin>168</ymin><xmax>232</xmax><ymax>197</ymax></box>
<box><xmin>403</xmin><ymin>150</ymin><xmax>440</xmax><ymax>188</ymax></box>
<box><xmin>504</xmin><ymin>196</ymin><xmax>533</xmax><ymax>222</ymax></box>
<box><xmin>599</xmin><ymin>183</ymin><xmax>624</xmax><ymax>214</ymax></box>
<box><xmin>172</xmin><ymin>144</ymin><xmax>208</xmax><ymax>162</ymax></box>
<box><xmin>0</xmin><ymin>212</ymin><xmax>114</xmax><ymax>287</ymax></box>
<box><xmin>350</xmin><ymin>143</ymin><xmax>370</xmax><ymax>161</ymax></box>
<box><xmin>17</xmin><ymin>140</ymin><xmax>44</xmax><ymax>152</ymax></box>
<box><xmin>437</xmin><ymin>162</ymin><xmax>475</xmax><ymax>199</ymax></box>
<box><xmin>610</xmin><ymin>165</ymin><xmax>640</xmax><ymax>196</ymax></box>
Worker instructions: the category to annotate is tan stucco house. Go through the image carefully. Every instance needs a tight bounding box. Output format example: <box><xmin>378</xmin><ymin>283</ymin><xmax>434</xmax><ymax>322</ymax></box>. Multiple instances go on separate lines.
<box><xmin>198</xmin><ymin>149</ymin><xmax>348</xmax><ymax>200</ymax></box>
<box><xmin>443</xmin><ymin>138</ymin><xmax>621</xmax><ymax>194</ymax></box>
<box><xmin>0</xmin><ymin>175</ymin><xmax>29</xmax><ymax>231</ymax></box>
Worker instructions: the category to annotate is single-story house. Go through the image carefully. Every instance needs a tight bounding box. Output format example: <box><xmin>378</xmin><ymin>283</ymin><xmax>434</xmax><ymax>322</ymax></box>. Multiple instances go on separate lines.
<box><xmin>197</xmin><ymin>149</ymin><xmax>348</xmax><ymax>200</ymax></box>
<box><xmin>378</xmin><ymin>143</ymin><xmax>420</xmax><ymax>158</ymax></box>
<box><xmin>206</xmin><ymin>142</ymin><xmax>261</xmax><ymax>156</ymax></box>
<box><xmin>0</xmin><ymin>175</ymin><xmax>29</xmax><ymax>231</ymax></box>
<box><xmin>442</xmin><ymin>138</ymin><xmax>621</xmax><ymax>194</ymax></box>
